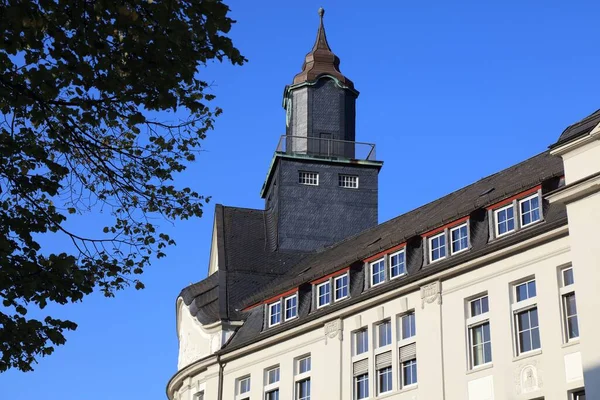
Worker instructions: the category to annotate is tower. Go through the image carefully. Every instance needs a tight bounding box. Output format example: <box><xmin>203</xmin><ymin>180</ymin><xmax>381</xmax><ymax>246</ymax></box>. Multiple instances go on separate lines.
<box><xmin>261</xmin><ymin>8</ymin><xmax>383</xmax><ymax>252</ymax></box>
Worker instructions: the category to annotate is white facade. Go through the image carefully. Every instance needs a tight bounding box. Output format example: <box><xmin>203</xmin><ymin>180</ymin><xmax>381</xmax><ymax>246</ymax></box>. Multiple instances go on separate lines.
<box><xmin>167</xmin><ymin>120</ymin><xmax>600</xmax><ymax>400</ymax></box>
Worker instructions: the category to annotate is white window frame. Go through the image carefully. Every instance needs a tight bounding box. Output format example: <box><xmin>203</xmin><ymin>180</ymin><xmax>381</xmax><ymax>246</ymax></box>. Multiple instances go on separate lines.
<box><xmin>268</xmin><ymin>301</ymin><xmax>281</xmax><ymax>327</ymax></box>
<box><xmin>389</xmin><ymin>249</ymin><xmax>407</xmax><ymax>279</ymax></box>
<box><xmin>316</xmin><ymin>281</ymin><xmax>331</xmax><ymax>309</ymax></box>
<box><xmin>377</xmin><ymin>319</ymin><xmax>392</xmax><ymax>348</ymax></box>
<box><xmin>466</xmin><ymin>294</ymin><xmax>492</xmax><ymax>369</ymax></box>
<box><xmin>401</xmin><ymin>358</ymin><xmax>418</xmax><ymax>388</ymax></box>
<box><xmin>515</xmin><ymin>278</ymin><xmax>537</xmax><ymax>302</ymax></box>
<box><xmin>519</xmin><ymin>193</ymin><xmax>541</xmax><ymax>228</ymax></box>
<box><xmin>353</xmin><ymin>328</ymin><xmax>369</xmax><ymax>356</ymax></box>
<box><xmin>334</xmin><ymin>273</ymin><xmax>349</xmax><ymax>301</ymax></box>
<box><xmin>428</xmin><ymin>231</ymin><xmax>446</xmax><ymax>263</ymax></box>
<box><xmin>295</xmin><ymin>355</ymin><xmax>311</xmax><ymax>400</ymax></box>
<box><xmin>237</xmin><ymin>376</ymin><xmax>251</xmax><ymax>398</ymax></box>
<box><xmin>494</xmin><ymin>203</ymin><xmax>515</xmax><ymax>237</ymax></box>
<box><xmin>399</xmin><ymin>311</ymin><xmax>416</xmax><ymax>343</ymax></box>
<box><xmin>370</xmin><ymin>258</ymin><xmax>386</xmax><ymax>287</ymax></box>
<box><xmin>264</xmin><ymin>366</ymin><xmax>280</xmax><ymax>400</ymax></box>
<box><xmin>284</xmin><ymin>294</ymin><xmax>298</xmax><ymax>321</ymax></box>
<box><xmin>298</xmin><ymin>171</ymin><xmax>319</xmax><ymax>186</ymax></box>
<box><xmin>512</xmin><ymin>278</ymin><xmax>540</xmax><ymax>356</ymax></box>
<box><xmin>339</xmin><ymin>174</ymin><xmax>359</xmax><ymax>189</ymax></box>
<box><xmin>377</xmin><ymin>366</ymin><xmax>392</xmax><ymax>395</ymax></box>
<box><xmin>571</xmin><ymin>389</ymin><xmax>586</xmax><ymax>400</ymax></box>
<box><xmin>450</xmin><ymin>223</ymin><xmax>469</xmax><ymax>255</ymax></box>
<box><xmin>354</xmin><ymin>373</ymin><xmax>369</xmax><ymax>400</ymax></box>
<box><xmin>559</xmin><ymin>266</ymin><xmax>579</xmax><ymax>343</ymax></box>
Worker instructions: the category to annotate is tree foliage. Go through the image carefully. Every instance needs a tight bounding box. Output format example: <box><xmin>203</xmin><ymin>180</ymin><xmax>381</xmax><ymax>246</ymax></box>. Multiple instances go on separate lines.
<box><xmin>0</xmin><ymin>0</ymin><xmax>245</xmax><ymax>371</ymax></box>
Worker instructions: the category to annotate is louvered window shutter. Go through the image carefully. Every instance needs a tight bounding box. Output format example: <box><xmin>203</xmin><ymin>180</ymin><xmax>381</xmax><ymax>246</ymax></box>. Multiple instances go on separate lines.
<box><xmin>353</xmin><ymin>358</ymin><xmax>369</xmax><ymax>376</ymax></box>
<box><xmin>399</xmin><ymin>343</ymin><xmax>417</xmax><ymax>362</ymax></box>
<box><xmin>375</xmin><ymin>351</ymin><xmax>392</xmax><ymax>370</ymax></box>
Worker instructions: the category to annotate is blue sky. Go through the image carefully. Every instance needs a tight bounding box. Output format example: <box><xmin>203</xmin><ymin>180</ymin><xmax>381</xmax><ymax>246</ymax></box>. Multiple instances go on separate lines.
<box><xmin>1</xmin><ymin>1</ymin><xmax>599</xmax><ymax>398</ymax></box>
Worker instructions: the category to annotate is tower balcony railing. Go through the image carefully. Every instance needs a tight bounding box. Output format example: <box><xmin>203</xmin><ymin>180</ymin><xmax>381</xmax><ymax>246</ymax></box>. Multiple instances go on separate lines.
<box><xmin>275</xmin><ymin>135</ymin><xmax>377</xmax><ymax>161</ymax></box>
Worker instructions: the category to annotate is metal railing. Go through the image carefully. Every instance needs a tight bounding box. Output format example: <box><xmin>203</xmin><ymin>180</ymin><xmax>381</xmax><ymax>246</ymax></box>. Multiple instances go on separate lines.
<box><xmin>275</xmin><ymin>135</ymin><xmax>377</xmax><ymax>161</ymax></box>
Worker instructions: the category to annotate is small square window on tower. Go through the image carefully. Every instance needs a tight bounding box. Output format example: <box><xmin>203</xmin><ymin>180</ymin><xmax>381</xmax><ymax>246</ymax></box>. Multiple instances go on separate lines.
<box><xmin>339</xmin><ymin>174</ymin><xmax>359</xmax><ymax>188</ymax></box>
<box><xmin>298</xmin><ymin>171</ymin><xmax>319</xmax><ymax>186</ymax></box>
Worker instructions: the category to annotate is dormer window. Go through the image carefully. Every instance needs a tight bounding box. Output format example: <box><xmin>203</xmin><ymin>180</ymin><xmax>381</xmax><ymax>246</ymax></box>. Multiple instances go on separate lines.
<box><xmin>312</xmin><ymin>269</ymin><xmax>350</xmax><ymax>310</ymax></box>
<box><xmin>490</xmin><ymin>187</ymin><xmax>542</xmax><ymax>239</ymax></box>
<box><xmin>268</xmin><ymin>302</ymin><xmax>281</xmax><ymax>327</ymax></box>
<box><xmin>450</xmin><ymin>223</ymin><xmax>469</xmax><ymax>255</ymax></box>
<box><xmin>284</xmin><ymin>294</ymin><xmax>298</xmax><ymax>321</ymax></box>
<box><xmin>389</xmin><ymin>249</ymin><xmax>406</xmax><ymax>279</ymax></box>
<box><xmin>317</xmin><ymin>281</ymin><xmax>331</xmax><ymax>308</ymax></box>
<box><xmin>429</xmin><ymin>232</ymin><xmax>446</xmax><ymax>263</ymax></box>
<box><xmin>370</xmin><ymin>258</ymin><xmax>386</xmax><ymax>286</ymax></box>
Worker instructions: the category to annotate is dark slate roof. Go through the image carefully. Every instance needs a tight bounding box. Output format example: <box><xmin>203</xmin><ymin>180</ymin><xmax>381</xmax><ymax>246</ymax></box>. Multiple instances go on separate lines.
<box><xmin>179</xmin><ymin>206</ymin><xmax>308</xmax><ymax>324</ymax></box>
<box><xmin>180</xmin><ymin>149</ymin><xmax>566</xmax><ymax>349</ymax></box>
<box><xmin>239</xmin><ymin>150</ymin><xmax>564</xmax><ymax>309</ymax></box>
<box><xmin>551</xmin><ymin>109</ymin><xmax>600</xmax><ymax>148</ymax></box>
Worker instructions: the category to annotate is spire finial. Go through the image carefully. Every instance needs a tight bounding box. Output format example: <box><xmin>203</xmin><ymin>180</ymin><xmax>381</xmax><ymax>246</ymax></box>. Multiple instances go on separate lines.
<box><xmin>318</xmin><ymin>7</ymin><xmax>325</xmax><ymax>19</ymax></box>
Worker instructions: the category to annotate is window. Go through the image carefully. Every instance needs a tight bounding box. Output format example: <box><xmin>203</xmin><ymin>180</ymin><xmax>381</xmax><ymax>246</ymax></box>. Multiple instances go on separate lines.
<box><xmin>334</xmin><ymin>274</ymin><xmax>349</xmax><ymax>301</ymax></box>
<box><xmin>560</xmin><ymin>267</ymin><xmax>579</xmax><ymax>341</ymax></box>
<box><xmin>284</xmin><ymin>295</ymin><xmax>297</xmax><ymax>321</ymax></box>
<box><xmin>295</xmin><ymin>356</ymin><xmax>311</xmax><ymax>400</ymax></box>
<box><xmin>298</xmin><ymin>356</ymin><xmax>311</xmax><ymax>374</ymax></box>
<box><xmin>519</xmin><ymin>194</ymin><xmax>540</xmax><ymax>227</ymax></box>
<box><xmin>339</xmin><ymin>174</ymin><xmax>359</xmax><ymax>188</ymax></box>
<box><xmin>401</xmin><ymin>312</ymin><xmax>416</xmax><ymax>340</ymax></box>
<box><xmin>467</xmin><ymin>295</ymin><xmax>492</xmax><ymax>368</ymax></box>
<box><xmin>238</xmin><ymin>376</ymin><xmax>251</xmax><ymax>395</ymax></box>
<box><xmin>296</xmin><ymin>379</ymin><xmax>310</xmax><ymax>400</ymax></box>
<box><xmin>495</xmin><ymin>204</ymin><xmax>515</xmax><ymax>237</ymax></box>
<box><xmin>317</xmin><ymin>281</ymin><xmax>330</xmax><ymax>308</ymax></box>
<box><xmin>377</xmin><ymin>366</ymin><xmax>392</xmax><ymax>394</ymax></box>
<box><xmin>429</xmin><ymin>232</ymin><xmax>446</xmax><ymax>262</ymax></box>
<box><xmin>266</xmin><ymin>390</ymin><xmax>279</xmax><ymax>400</ymax></box>
<box><xmin>402</xmin><ymin>359</ymin><xmax>417</xmax><ymax>387</ymax></box>
<box><xmin>298</xmin><ymin>171</ymin><xmax>318</xmax><ymax>186</ymax></box>
<box><xmin>563</xmin><ymin>267</ymin><xmax>575</xmax><ymax>286</ymax></box>
<box><xmin>371</xmin><ymin>258</ymin><xmax>385</xmax><ymax>286</ymax></box>
<box><xmin>354</xmin><ymin>329</ymin><xmax>368</xmax><ymax>355</ymax></box>
<box><xmin>377</xmin><ymin>320</ymin><xmax>392</xmax><ymax>347</ymax></box>
<box><xmin>390</xmin><ymin>250</ymin><xmax>406</xmax><ymax>278</ymax></box>
<box><xmin>450</xmin><ymin>223</ymin><xmax>469</xmax><ymax>254</ymax></box>
<box><xmin>269</xmin><ymin>302</ymin><xmax>281</xmax><ymax>327</ymax></box>
<box><xmin>194</xmin><ymin>392</ymin><xmax>204</xmax><ymax>400</ymax></box>
<box><xmin>470</xmin><ymin>323</ymin><xmax>492</xmax><ymax>366</ymax></box>
<box><xmin>516</xmin><ymin>279</ymin><xmax>536</xmax><ymax>302</ymax></box>
<box><xmin>564</xmin><ymin>293</ymin><xmax>579</xmax><ymax>340</ymax></box>
<box><xmin>355</xmin><ymin>373</ymin><xmax>369</xmax><ymax>399</ymax></box>
<box><xmin>516</xmin><ymin>308</ymin><xmax>540</xmax><ymax>353</ymax></box>
<box><xmin>572</xmin><ymin>390</ymin><xmax>586</xmax><ymax>400</ymax></box>
<box><xmin>470</xmin><ymin>295</ymin><xmax>489</xmax><ymax>317</ymax></box>
<box><xmin>267</xmin><ymin>367</ymin><xmax>280</xmax><ymax>384</ymax></box>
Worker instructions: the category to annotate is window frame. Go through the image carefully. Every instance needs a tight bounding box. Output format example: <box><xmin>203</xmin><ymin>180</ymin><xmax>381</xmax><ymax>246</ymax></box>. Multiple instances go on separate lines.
<box><xmin>284</xmin><ymin>294</ymin><xmax>298</xmax><ymax>321</ymax></box>
<box><xmin>450</xmin><ymin>223</ymin><xmax>469</xmax><ymax>255</ymax></box>
<box><xmin>519</xmin><ymin>193</ymin><xmax>541</xmax><ymax>228</ymax></box>
<box><xmin>334</xmin><ymin>273</ymin><xmax>349</xmax><ymax>301</ymax></box>
<box><xmin>354</xmin><ymin>373</ymin><xmax>369</xmax><ymax>400</ymax></box>
<box><xmin>294</xmin><ymin>355</ymin><xmax>311</xmax><ymax>400</ymax></box>
<box><xmin>428</xmin><ymin>231</ymin><xmax>447</xmax><ymax>263</ymax></box>
<box><xmin>401</xmin><ymin>358</ymin><xmax>418</xmax><ymax>388</ymax></box>
<box><xmin>399</xmin><ymin>311</ymin><xmax>416</xmax><ymax>342</ymax></box>
<box><xmin>389</xmin><ymin>249</ymin><xmax>407</xmax><ymax>279</ymax></box>
<box><xmin>237</xmin><ymin>376</ymin><xmax>251</xmax><ymax>396</ymax></box>
<box><xmin>298</xmin><ymin>171</ymin><xmax>319</xmax><ymax>186</ymax></box>
<box><xmin>494</xmin><ymin>203</ymin><xmax>516</xmax><ymax>238</ymax></box>
<box><xmin>466</xmin><ymin>294</ymin><xmax>492</xmax><ymax>369</ymax></box>
<box><xmin>377</xmin><ymin>319</ymin><xmax>392</xmax><ymax>348</ymax></box>
<box><xmin>559</xmin><ymin>266</ymin><xmax>579</xmax><ymax>343</ymax></box>
<box><xmin>339</xmin><ymin>174</ymin><xmax>359</xmax><ymax>189</ymax></box>
<box><xmin>264</xmin><ymin>366</ymin><xmax>280</xmax><ymax>400</ymax></box>
<box><xmin>268</xmin><ymin>301</ymin><xmax>281</xmax><ymax>327</ymax></box>
<box><xmin>353</xmin><ymin>328</ymin><xmax>369</xmax><ymax>356</ymax></box>
<box><xmin>515</xmin><ymin>279</ymin><xmax>537</xmax><ymax>302</ymax></box>
<box><xmin>515</xmin><ymin>307</ymin><xmax>541</xmax><ymax>355</ymax></box>
<box><xmin>377</xmin><ymin>366</ymin><xmax>393</xmax><ymax>395</ymax></box>
<box><xmin>512</xmin><ymin>277</ymin><xmax>541</xmax><ymax>356</ymax></box>
<box><xmin>316</xmin><ymin>281</ymin><xmax>331</xmax><ymax>309</ymax></box>
<box><xmin>370</xmin><ymin>258</ymin><xmax>386</xmax><ymax>287</ymax></box>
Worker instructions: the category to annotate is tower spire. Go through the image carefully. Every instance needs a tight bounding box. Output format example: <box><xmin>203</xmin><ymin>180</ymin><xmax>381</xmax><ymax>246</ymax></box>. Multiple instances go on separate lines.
<box><xmin>292</xmin><ymin>8</ymin><xmax>354</xmax><ymax>89</ymax></box>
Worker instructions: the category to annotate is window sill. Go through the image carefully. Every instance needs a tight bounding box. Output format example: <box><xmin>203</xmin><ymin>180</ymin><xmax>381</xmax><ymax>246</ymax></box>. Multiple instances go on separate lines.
<box><xmin>562</xmin><ymin>339</ymin><xmax>580</xmax><ymax>349</ymax></box>
<box><xmin>513</xmin><ymin>349</ymin><xmax>542</xmax><ymax>362</ymax></box>
<box><xmin>399</xmin><ymin>384</ymin><xmax>418</xmax><ymax>393</ymax></box>
<box><xmin>466</xmin><ymin>363</ymin><xmax>493</xmax><ymax>375</ymax></box>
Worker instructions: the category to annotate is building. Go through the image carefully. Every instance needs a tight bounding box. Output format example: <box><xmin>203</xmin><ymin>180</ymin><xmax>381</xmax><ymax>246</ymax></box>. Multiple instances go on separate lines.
<box><xmin>167</xmin><ymin>9</ymin><xmax>600</xmax><ymax>400</ymax></box>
